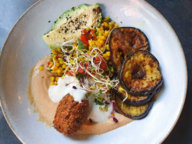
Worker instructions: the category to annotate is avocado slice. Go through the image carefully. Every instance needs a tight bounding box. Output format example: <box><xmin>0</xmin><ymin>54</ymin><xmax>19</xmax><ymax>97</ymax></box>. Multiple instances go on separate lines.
<box><xmin>43</xmin><ymin>4</ymin><xmax>102</xmax><ymax>48</ymax></box>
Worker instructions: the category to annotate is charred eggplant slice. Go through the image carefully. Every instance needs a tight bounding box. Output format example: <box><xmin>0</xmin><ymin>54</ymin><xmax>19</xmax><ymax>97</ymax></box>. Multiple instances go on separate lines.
<box><xmin>111</xmin><ymin>90</ymin><xmax>153</xmax><ymax>120</ymax></box>
<box><xmin>116</xmin><ymin>85</ymin><xmax>153</xmax><ymax>106</ymax></box>
<box><xmin>109</xmin><ymin>27</ymin><xmax>150</xmax><ymax>74</ymax></box>
<box><xmin>120</xmin><ymin>50</ymin><xmax>163</xmax><ymax>96</ymax></box>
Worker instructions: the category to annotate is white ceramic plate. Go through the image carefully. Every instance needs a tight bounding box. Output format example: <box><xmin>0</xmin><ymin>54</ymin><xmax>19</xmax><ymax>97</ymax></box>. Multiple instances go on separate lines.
<box><xmin>0</xmin><ymin>0</ymin><xmax>187</xmax><ymax>144</ymax></box>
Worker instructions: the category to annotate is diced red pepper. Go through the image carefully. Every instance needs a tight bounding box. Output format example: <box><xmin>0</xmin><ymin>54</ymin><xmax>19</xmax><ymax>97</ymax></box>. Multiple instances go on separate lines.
<box><xmin>80</xmin><ymin>29</ymin><xmax>95</xmax><ymax>46</ymax></box>
<box><xmin>76</xmin><ymin>62</ymin><xmax>90</xmax><ymax>76</ymax></box>
<box><xmin>56</xmin><ymin>56</ymin><xmax>61</xmax><ymax>60</ymax></box>
<box><xmin>47</xmin><ymin>61</ymin><xmax>50</xmax><ymax>65</ymax></box>
<box><xmin>94</xmin><ymin>56</ymin><xmax>107</xmax><ymax>70</ymax></box>
<box><xmin>66</xmin><ymin>71</ymin><xmax>73</xmax><ymax>76</ymax></box>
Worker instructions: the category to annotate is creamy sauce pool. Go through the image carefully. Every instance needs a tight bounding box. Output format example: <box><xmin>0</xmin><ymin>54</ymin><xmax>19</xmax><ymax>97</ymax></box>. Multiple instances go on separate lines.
<box><xmin>28</xmin><ymin>55</ymin><xmax>133</xmax><ymax>135</ymax></box>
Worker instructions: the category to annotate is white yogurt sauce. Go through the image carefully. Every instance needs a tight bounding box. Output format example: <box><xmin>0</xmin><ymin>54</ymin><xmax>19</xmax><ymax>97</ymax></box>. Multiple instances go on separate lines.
<box><xmin>48</xmin><ymin>75</ymin><xmax>87</xmax><ymax>103</ymax></box>
<box><xmin>87</xmin><ymin>94</ymin><xmax>113</xmax><ymax>123</ymax></box>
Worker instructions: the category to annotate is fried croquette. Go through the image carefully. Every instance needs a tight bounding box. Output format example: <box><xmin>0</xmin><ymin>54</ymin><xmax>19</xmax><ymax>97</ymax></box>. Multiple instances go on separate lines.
<box><xmin>53</xmin><ymin>94</ymin><xmax>89</xmax><ymax>136</ymax></box>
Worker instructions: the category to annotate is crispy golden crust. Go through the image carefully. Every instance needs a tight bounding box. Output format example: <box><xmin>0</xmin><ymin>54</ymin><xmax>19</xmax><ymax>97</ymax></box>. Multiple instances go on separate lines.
<box><xmin>53</xmin><ymin>94</ymin><xmax>89</xmax><ymax>136</ymax></box>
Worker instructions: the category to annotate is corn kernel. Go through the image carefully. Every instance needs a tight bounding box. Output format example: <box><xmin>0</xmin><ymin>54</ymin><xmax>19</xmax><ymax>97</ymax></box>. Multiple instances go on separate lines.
<box><xmin>106</xmin><ymin>51</ymin><xmax>110</xmax><ymax>56</ymax></box>
<box><xmin>54</xmin><ymin>81</ymin><xmax>58</xmax><ymax>85</ymax></box>
<box><xmin>115</xmin><ymin>24</ymin><xmax>119</xmax><ymax>28</ymax></box>
<box><xmin>56</xmin><ymin>62</ymin><xmax>60</xmax><ymax>67</ymax></box>
<box><xmin>51</xmin><ymin>49</ymin><xmax>57</xmax><ymax>54</ymax></box>
<box><xmin>86</xmin><ymin>27</ymin><xmax>90</xmax><ymax>31</ymax></box>
<box><xmin>92</xmin><ymin>85</ymin><xmax>95</xmax><ymax>89</ymax></box>
<box><xmin>58</xmin><ymin>58</ymin><xmax>63</xmax><ymax>61</ymax></box>
<box><xmin>99</xmin><ymin>107</ymin><xmax>103</xmax><ymax>111</ymax></box>
<box><xmin>105</xmin><ymin>16</ymin><xmax>109</xmax><ymax>20</ymax></box>
<box><xmin>111</xmin><ymin>113</ymin><xmax>115</xmax><ymax>116</ymax></box>
<box><xmin>106</xmin><ymin>44</ymin><xmax>110</xmax><ymax>50</ymax></box>
<box><xmin>101</xmin><ymin>47</ymin><xmax>104</xmax><ymax>51</ymax></box>
<box><xmin>57</xmin><ymin>69</ymin><xmax>62</xmax><ymax>74</ymax></box>
<box><xmin>39</xmin><ymin>65</ymin><xmax>44</xmax><ymax>71</ymax></box>
<box><xmin>105</xmin><ymin>57</ymin><xmax>110</xmax><ymax>61</ymax></box>
<box><xmin>50</xmin><ymin>76</ymin><xmax>55</xmax><ymax>81</ymax></box>
<box><xmin>55</xmin><ymin>77</ymin><xmax>59</xmax><ymax>81</ymax></box>
<box><xmin>104</xmin><ymin>106</ymin><xmax>108</xmax><ymax>111</ymax></box>
<box><xmin>104</xmin><ymin>22</ymin><xmax>108</xmax><ymax>27</ymax></box>
<box><xmin>101</xmin><ymin>36</ymin><xmax>106</xmax><ymax>40</ymax></box>
<box><xmin>50</xmin><ymin>81</ymin><xmax>55</xmax><ymax>85</ymax></box>
<box><xmin>62</xmin><ymin>64</ymin><xmax>66</xmax><ymax>69</ymax></box>
<box><xmin>59</xmin><ymin>61</ymin><xmax>64</xmax><ymax>64</ymax></box>
<box><xmin>73</xmin><ymin>43</ymin><xmax>77</xmax><ymax>47</ymax></box>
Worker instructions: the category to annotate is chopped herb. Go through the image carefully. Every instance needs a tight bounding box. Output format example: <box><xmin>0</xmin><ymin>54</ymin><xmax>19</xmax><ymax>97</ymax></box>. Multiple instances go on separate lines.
<box><xmin>89</xmin><ymin>118</ymin><xmax>93</xmax><ymax>122</ymax></box>
<box><xmin>78</xmin><ymin>38</ymin><xmax>85</xmax><ymax>50</ymax></box>
<box><xmin>108</xmin><ymin>85</ymin><xmax>113</xmax><ymax>89</ymax></box>
<box><xmin>94</xmin><ymin>98</ymin><xmax>104</xmax><ymax>105</ymax></box>
<box><xmin>76</xmin><ymin>72</ymin><xmax>83</xmax><ymax>80</ymax></box>
<box><xmin>96</xmin><ymin>33</ymin><xmax>99</xmax><ymax>36</ymax></box>
<box><xmin>91</xmin><ymin>67</ymin><xmax>95</xmax><ymax>71</ymax></box>
<box><xmin>48</xmin><ymin>68</ymin><xmax>52</xmax><ymax>72</ymax></box>
<box><xmin>96</xmin><ymin>90</ymin><xmax>102</xmax><ymax>97</ymax></box>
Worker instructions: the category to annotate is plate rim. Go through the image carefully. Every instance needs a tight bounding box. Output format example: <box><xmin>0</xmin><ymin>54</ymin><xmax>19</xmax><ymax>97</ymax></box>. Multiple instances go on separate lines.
<box><xmin>0</xmin><ymin>0</ymin><xmax>188</xmax><ymax>143</ymax></box>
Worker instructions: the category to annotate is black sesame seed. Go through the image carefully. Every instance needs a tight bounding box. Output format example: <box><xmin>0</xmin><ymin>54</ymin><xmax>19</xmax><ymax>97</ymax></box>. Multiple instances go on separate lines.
<box><xmin>54</xmin><ymin>21</ymin><xmax>56</xmax><ymax>23</ymax></box>
<box><xmin>48</xmin><ymin>20</ymin><xmax>51</xmax><ymax>23</ymax></box>
<box><xmin>84</xmin><ymin>63</ymin><xmax>86</xmax><ymax>66</ymax></box>
<box><xmin>97</xmin><ymin>20</ymin><xmax>99</xmax><ymax>22</ymax></box>
<box><xmin>66</xmin><ymin>52</ymin><xmax>70</xmax><ymax>55</ymax></box>
<box><xmin>47</xmin><ymin>35</ymin><xmax>49</xmax><ymax>37</ymax></box>
<box><xmin>93</xmin><ymin>9</ymin><xmax>95</xmax><ymax>11</ymax></box>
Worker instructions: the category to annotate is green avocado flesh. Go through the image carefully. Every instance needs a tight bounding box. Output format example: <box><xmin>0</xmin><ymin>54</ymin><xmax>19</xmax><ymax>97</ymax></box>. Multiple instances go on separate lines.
<box><xmin>43</xmin><ymin>4</ymin><xmax>102</xmax><ymax>48</ymax></box>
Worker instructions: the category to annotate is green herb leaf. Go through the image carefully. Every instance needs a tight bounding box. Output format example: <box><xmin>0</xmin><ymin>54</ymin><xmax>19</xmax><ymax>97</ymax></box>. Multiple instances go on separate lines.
<box><xmin>108</xmin><ymin>66</ymin><xmax>112</xmax><ymax>75</ymax></box>
<box><xmin>78</xmin><ymin>38</ymin><xmax>85</xmax><ymax>50</ymax></box>
<box><xmin>76</xmin><ymin>72</ymin><xmax>83</xmax><ymax>80</ymax></box>
<box><xmin>94</xmin><ymin>99</ymin><xmax>104</xmax><ymax>105</ymax></box>
<box><xmin>91</xmin><ymin>67</ymin><xmax>95</xmax><ymax>71</ymax></box>
<box><xmin>48</xmin><ymin>68</ymin><xmax>52</xmax><ymax>72</ymax></box>
<box><xmin>108</xmin><ymin>85</ymin><xmax>113</xmax><ymax>89</ymax></box>
<box><xmin>96</xmin><ymin>90</ymin><xmax>102</xmax><ymax>97</ymax></box>
<box><xmin>89</xmin><ymin>118</ymin><xmax>93</xmax><ymax>122</ymax></box>
<box><xmin>96</xmin><ymin>33</ymin><xmax>99</xmax><ymax>36</ymax></box>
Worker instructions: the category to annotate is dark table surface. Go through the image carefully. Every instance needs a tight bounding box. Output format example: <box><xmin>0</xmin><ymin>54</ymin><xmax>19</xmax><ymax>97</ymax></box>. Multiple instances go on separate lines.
<box><xmin>0</xmin><ymin>0</ymin><xmax>191</xmax><ymax>143</ymax></box>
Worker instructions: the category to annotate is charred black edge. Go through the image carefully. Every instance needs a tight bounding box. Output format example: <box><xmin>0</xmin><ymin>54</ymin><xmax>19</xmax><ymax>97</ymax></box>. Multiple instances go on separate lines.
<box><xmin>113</xmin><ymin>88</ymin><xmax>153</xmax><ymax>106</ymax></box>
<box><xmin>111</xmin><ymin>89</ymin><xmax>154</xmax><ymax>120</ymax></box>
<box><xmin>120</xmin><ymin>50</ymin><xmax>163</xmax><ymax>96</ymax></box>
<box><xmin>109</xmin><ymin>27</ymin><xmax>150</xmax><ymax>75</ymax></box>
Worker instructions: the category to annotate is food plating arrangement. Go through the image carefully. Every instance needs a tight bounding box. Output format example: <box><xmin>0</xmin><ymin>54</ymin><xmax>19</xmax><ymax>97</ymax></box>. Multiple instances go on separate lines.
<box><xmin>28</xmin><ymin>3</ymin><xmax>163</xmax><ymax>136</ymax></box>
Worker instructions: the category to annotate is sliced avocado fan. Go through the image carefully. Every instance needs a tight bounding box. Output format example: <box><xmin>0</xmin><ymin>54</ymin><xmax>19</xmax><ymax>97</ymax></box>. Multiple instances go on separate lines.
<box><xmin>43</xmin><ymin>4</ymin><xmax>102</xmax><ymax>49</ymax></box>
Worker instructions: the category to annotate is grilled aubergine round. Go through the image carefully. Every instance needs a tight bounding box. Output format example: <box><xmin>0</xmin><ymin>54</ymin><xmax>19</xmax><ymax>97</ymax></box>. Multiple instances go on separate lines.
<box><xmin>120</xmin><ymin>50</ymin><xmax>163</xmax><ymax>96</ymax></box>
<box><xmin>111</xmin><ymin>89</ymin><xmax>153</xmax><ymax>120</ymax></box>
<box><xmin>109</xmin><ymin>27</ymin><xmax>150</xmax><ymax>75</ymax></box>
<box><xmin>115</xmin><ymin>85</ymin><xmax>153</xmax><ymax>106</ymax></box>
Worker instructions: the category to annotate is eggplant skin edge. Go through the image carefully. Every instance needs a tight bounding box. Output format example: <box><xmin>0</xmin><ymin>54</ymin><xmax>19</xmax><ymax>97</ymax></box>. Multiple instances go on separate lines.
<box><xmin>111</xmin><ymin>90</ymin><xmax>154</xmax><ymax>120</ymax></box>
<box><xmin>115</xmin><ymin>88</ymin><xmax>154</xmax><ymax>106</ymax></box>
<box><xmin>120</xmin><ymin>50</ymin><xmax>163</xmax><ymax>96</ymax></box>
<box><xmin>109</xmin><ymin>27</ymin><xmax>150</xmax><ymax>75</ymax></box>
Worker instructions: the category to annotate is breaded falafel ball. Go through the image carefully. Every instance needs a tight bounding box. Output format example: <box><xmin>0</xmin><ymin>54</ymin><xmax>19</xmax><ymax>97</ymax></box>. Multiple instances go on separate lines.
<box><xmin>53</xmin><ymin>94</ymin><xmax>89</xmax><ymax>136</ymax></box>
